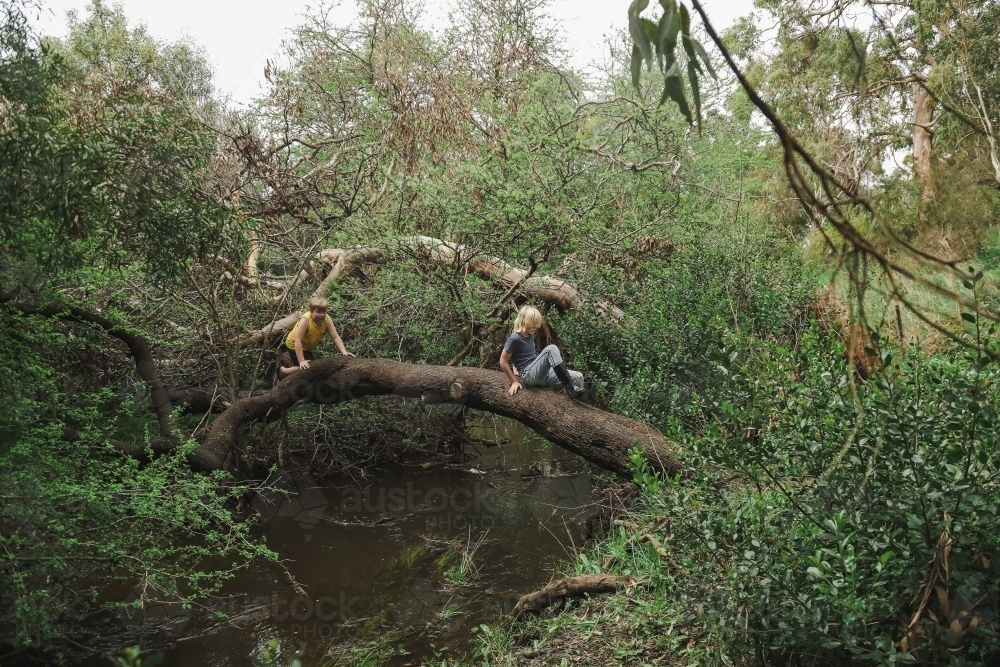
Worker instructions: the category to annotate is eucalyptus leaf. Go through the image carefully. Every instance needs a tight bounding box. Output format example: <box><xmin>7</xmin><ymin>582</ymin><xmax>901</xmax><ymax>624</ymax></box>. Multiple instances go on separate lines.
<box><xmin>688</xmin><ymin>59</ymin><xmax>702</xmax><ymax>129</ymax></box>
<box><xmin>642</xmin><ymin>18</ymin><xmax>660</xmax><ymax>62</ymax></box>
<box><xmin>656</xmin><ymin>0</ymin><xmax>678</xmax><ymax>65</ymax></box>
<box><xmin>631</xmin><ymin>44</ymin><xmax>644</xmax><ymax>93</ymax></box>
<box><xmin>693</xmin><ymin>39</ymin><xmax>718</xmax><ymax>80</ymax></box>
<box><xmin>679</xmin><ymin>4</ymin><xmax>698</xmax><ymax>62</ymax></box>
<box><xmin>628</xmin><ymin>0</ymin><xmax>654</xmax><ymax>70</ymax></box>
<box><xmin>661</xmin><ymin>63</ymin><xmax>692</xmax><ymax>123</ymax></box>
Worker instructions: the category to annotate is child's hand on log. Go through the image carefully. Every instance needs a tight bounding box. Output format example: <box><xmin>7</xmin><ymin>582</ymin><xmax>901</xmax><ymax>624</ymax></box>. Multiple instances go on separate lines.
<box><xmin>508</xmin><ymin>381</ymin><xmax>522</xmax><ymax>396</ymax></box>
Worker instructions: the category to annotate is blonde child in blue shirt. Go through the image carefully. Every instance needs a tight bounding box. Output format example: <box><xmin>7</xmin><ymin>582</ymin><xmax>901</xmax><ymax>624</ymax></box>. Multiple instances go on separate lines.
<box><xmin>499</xmin><ymin>305</ymin><xmax>584</xmax><ymax>398</ymax></box>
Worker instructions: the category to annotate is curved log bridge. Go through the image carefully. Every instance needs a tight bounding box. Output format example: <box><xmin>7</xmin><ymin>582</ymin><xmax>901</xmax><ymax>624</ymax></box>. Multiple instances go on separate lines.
<box><xmin>192</xmin><ymin>356</ymin><xmax>682</xmax><ymax>477</ymax></box>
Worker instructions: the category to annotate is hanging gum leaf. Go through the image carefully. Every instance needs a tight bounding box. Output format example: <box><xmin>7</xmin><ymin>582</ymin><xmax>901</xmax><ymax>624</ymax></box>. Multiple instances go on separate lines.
<box><xmin>662</xmin><ymin>4</ymin><xmax>681</xmax><ymax>54</ymax></box>
<box><xmin>688</xmin><ymin>59</ymin><xmax>702</xmax><ymax>130</ymax></box>
<box><xmin>679</xmin><ymin>4</ymin><xmax>699</xmax><ymax>62</ymax></box>
<box><xmin>661</xmin><ymin>62</ymin><xmax>692</xmax><ymax>124</ymax></box>
<box><xmin>631</xmin><ymin>43</ymin><xmax>643</xmax><ymax>93</ymax></box>
<box><xmin>642</xmin><ymin>18</ymin><xmax>660</xmax><ymax>66</ymax></box>
<box><xmin>693</xmin><ymin>39</ymin><xmax>718</xmax><ymax>80</ymax></box>
<box><xmin>628</xmin><ymin>0</ymin><xmax>654</xmax><ymax>71</ymax></box>
<box><xmin>679</xmin><ymin>4</ymin><xmax>704</xmax><ymax>79</ymax></box>
<box><xmin>656</xmin><ymin>0</ymin><xmax>677</xmax><ymax>68</ymax></box>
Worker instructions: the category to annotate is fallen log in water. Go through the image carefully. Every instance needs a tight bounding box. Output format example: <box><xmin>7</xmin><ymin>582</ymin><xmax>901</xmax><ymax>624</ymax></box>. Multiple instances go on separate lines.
<box><xmin>192</xmin><ymin>357</ymin><xmax>682</xmax><ymax>477</ymax></box>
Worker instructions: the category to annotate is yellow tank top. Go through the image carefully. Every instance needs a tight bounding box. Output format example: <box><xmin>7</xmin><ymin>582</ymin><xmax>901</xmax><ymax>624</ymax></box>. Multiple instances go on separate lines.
<box><xmin>284</xmin><ymin>313</ymin><xmax>330</xmax><ymax>351</ymax></box>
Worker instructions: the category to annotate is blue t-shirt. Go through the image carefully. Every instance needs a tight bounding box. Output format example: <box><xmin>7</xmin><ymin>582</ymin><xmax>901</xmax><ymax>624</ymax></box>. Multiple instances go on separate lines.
<box><xmin>503</xmin><ymin>332</ymin><xmax>537</xmax><ymax>372</ymax></box>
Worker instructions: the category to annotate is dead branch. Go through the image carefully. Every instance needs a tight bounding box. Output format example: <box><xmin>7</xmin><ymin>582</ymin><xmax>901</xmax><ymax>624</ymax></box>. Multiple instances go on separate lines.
<box><xmin>510</xmin><ymin>574</ymin><xmax>627</xmax><ymax>619</ymax></box>
<box><xmin>241</xmin><ymin>236</ymin><xmax>625</xmax><ymax>346</ymax></box>
<box><xmin>1</xmin><ymin>294</ymin><xmax>176</xmax><ymax>439</ymax></box>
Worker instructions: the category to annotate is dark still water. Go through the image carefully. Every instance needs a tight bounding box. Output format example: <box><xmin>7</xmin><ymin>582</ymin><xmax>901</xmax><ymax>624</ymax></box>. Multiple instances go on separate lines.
<box><xmin>72</xmin><ymin>420</ymin><xmax>599</xmax><ymax>666</ymax></box>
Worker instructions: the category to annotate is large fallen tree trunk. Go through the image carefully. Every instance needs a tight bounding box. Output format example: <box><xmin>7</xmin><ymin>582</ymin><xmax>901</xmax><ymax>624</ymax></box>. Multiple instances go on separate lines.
<box><xmin>192</xmin><ymin>356</ymin><xmax>681</xmax><ymax>476</ymax></box>
<box><xmin>1</xmin><ymin>298</ymin><xmax>678</xmax><ymax>480</ymax></box>
<box><xmin>240</xmin><ymin>236</ymin><xmax>624</xmax><ymax>346</ymax></box>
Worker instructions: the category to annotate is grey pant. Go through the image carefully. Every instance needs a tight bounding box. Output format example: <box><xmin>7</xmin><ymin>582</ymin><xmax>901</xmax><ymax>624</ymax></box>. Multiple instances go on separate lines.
<box><xmin>520</xmin><ymin>345</ymin><xmax>584</xmax><ymax>392</ymax></box>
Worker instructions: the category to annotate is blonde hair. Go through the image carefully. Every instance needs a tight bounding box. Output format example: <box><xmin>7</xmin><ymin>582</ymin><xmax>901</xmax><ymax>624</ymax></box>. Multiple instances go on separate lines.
<box><xmin>308</xmin><ymin>296</ymin><xmax>329</xmax><ymax>312</ymax></box>
<box><xmin>513</xmin><ymin>305</ymin><xmax>544</xmax><ymax>334</ymax></box>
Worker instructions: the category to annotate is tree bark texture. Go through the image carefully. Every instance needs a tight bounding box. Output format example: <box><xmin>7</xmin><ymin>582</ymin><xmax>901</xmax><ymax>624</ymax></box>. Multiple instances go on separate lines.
<box><xmin>242</xmin><ymin>236</ymin><xmax>623</xmax><ymax>345</ymax></box>
<box><xmin>193</xmin><ymin>356</ymin><xmax>681</xmax><ymax>476</ymax></box>
<box><xmin>166</xmin><ymin>386</ymin><xmax>238</xmax><ymax>414</ymax></box>
<box><xmin>912</xmin><ymin>82</ymin><xmax>936</xmax><ymax>220</ymax></box>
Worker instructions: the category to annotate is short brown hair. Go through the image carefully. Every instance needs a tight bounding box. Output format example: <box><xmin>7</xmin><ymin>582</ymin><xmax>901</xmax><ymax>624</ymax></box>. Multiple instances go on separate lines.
<box><xmin>308</xmin><ymin>296</ymin><xmax>329</xmax><ymax>311</ymax></box>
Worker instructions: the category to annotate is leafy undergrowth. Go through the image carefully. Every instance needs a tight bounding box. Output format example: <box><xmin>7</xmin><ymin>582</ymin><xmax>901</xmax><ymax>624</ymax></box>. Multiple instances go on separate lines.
<box><xmin>457</xmin><ymin>325</ymin><xmax>1000</xmax><ymax>667</ymax></box>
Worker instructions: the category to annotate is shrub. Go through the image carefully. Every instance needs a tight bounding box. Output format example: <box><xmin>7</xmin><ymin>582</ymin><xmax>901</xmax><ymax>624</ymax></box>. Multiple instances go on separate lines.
<box><xmin>640</xmin><ymin>325</ymin><xmax>1000</xmax><ymax>664</ymax></box>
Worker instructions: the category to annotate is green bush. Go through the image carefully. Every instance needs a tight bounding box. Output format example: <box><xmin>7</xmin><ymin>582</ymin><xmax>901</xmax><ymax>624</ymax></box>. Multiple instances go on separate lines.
<box><xmin>635</xmin><ymin>325</ymin><xmax>1000</xmax><ymax>664</ymax></box>
<box><xmin>559</xmin><ymin>227</ymin><xmax>816</xmax><ymax>430</ymax></box>
<box><xmin>0</xmin><ymin>311</ymin><xmax>273</xmax><ymax>654</ymax></box>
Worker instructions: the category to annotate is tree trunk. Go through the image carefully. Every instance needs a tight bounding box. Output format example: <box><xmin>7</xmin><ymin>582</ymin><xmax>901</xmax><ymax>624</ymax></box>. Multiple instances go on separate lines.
<box><xmin>192</xmin><ymin>356</ymin><xmax>681</xmax><ymax>477</ymax></box>
<box><xmin>912</xmin><ymin>82</ymin><xmax>936</xmax><ymax>222</ymax></box>
<box><xmin>1</xmin><ymin>295</ymin><xmax>176</xmax><ymax>438</ymax></box>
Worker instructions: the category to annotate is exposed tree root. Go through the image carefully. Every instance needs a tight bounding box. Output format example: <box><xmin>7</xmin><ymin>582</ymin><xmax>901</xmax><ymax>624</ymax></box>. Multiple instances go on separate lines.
<box><xmin>510</xmin><ymin>574</ymin><xmax>627</xmax><ymax>619</ymax></box>
<box><xmin>193</xmin><ymin>356</ymin><xmax>681</xmax><ymax>475</ymax></box>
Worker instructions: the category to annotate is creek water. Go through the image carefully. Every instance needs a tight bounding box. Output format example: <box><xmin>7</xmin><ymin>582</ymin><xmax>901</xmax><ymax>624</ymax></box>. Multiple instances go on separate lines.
<box><xmin>72</xmin><ymin>420</ymin><xmax>599</xmax><ymax>666</ymax></box>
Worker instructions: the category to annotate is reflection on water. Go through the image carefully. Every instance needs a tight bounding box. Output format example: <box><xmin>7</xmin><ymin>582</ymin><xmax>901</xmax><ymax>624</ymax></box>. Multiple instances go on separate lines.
<box><xmin>73</xmin><ymin>419</ymin><xmax>599</xmax><ymax>666</ymax></box>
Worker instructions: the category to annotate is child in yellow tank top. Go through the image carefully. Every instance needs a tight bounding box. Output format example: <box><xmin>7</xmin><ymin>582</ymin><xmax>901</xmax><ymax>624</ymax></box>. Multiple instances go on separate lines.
<box><xmin>279</xmin><ymin>296</ymin><xmax>353</xmax><ymax>378</ymax></box>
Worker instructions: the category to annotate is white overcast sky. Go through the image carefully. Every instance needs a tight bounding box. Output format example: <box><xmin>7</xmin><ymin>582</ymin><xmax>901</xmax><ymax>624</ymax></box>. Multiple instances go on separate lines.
<box><xmin>31</xmin><ymin>0</ymin><xmax>756</xmax><ymax>105</ymax></box>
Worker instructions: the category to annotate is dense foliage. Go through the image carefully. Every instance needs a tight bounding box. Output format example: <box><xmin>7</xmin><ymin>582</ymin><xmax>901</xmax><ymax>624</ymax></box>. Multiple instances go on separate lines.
<box><xmin>485</xmin><ymin>325</ymin><xmax>999</xmax><ymax>665</ymax></box>
<box><xmin>2</xmin><ymin>0</ymin><xmax>1000</xmax><ymax>663</ymax></box>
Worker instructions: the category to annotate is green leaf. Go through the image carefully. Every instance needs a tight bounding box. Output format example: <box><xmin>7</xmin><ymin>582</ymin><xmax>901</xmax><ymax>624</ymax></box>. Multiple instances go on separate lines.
<box><xmin>688</xmin><ymin>60</ymin><xmax>702</xmax><ymax>129</ymax></box>
<box><xmin>961</xmin><ymin>312</ymin><xmax>977</xmax><ymax>323</ymax></box>
<box><xmin>679</xmin><ymin>4</ymin><xmax>699</xmax><ymax>65</ymax></box>
<box><xmin>660</xmin><ymin>62</ymin><xmax>692</xmax><ymax>124</ymax></box>
<box><xmin>642</xmin><ymin>18</ymin><xmax>660</xmax><ymax>64</ymax></box>
<box><xmin>662</xmin><ymin>4</ymin><xmax>681</xmax><ymax>54</ymax></box>
<box><xmin>631</xmin><ymin>44</ymin><xmax>643</xmax><ymax>92</ymax></box>
<box><xmin>629</xmin><ymin>0</ymin><xmax>654</xmax><ymax>70</ymax></box>
<box><xmin>679</xmin><ymin>1</ymin><xmax>691</xmax><ymax>34</ymax></box>
<box><xmin>693</xmin><ymin>39</ymin><xmax>718</xmax><ymax>80</ymax></box>
<box><xmin>142</xmin><ymin>655</ymin><xmax>165</xmax><ymax>667</ymax></box>
<box><xmin>656</xmin><ymin>0</ymin><xmax>678</xmax><ymax>67</ymax></box>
